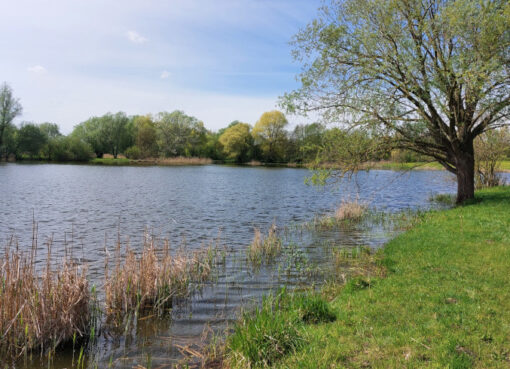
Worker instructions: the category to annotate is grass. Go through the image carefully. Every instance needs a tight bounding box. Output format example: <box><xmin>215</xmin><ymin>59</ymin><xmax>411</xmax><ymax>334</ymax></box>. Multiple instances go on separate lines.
<box><xmin>499</xmin><ymin>160</ymin><xmax>510</xmax><ymax>171</ymax></box>
<box><xmin>0</xmin><ymin>238</ymin><xmax>94</xmax><ymax>360</ymax></box>
<box><xmin>247</xmin><ymin>223</ymin><xmax>282</xmax><ymax>266</ymax></box>
<box><xmin>271</xmin><ymin>186</ymin><xmax>510</xmax><ymax>368</ymax></box>
<box><xmin>104</xmin><ymin>234</ymin><xmax>215</xmax><ymax>326</ymax></box>
<box><xmin>226</xmin><ymin>290</ymin><xmax>336</xmax><ymax>368</ymax></box>
<box><xmin>369</xmin><ymin>160</ymin><xmax>510</xmax><ymax>172</ymax></box>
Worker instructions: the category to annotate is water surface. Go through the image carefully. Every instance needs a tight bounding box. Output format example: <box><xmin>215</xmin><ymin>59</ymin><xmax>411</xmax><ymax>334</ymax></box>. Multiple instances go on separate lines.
<box><xmin>1</xmin><ymin>163</ymin><xmax>490</xmax><ymax>368</ymax></box>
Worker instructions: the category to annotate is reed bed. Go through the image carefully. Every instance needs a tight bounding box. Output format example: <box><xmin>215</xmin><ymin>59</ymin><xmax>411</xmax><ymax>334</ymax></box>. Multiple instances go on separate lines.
<box><xmin>247</xmin><ymin>223</ymin><xmax>282</xmax><ymax>265</ymax></box>
<box><xmin>104</xmin><ymin>234</ymin><xmax>215</xmax><ymax>325</ymax></box>
<box><xmin>150</xmin><ymin>157</ymin><xmax>213</xmax><ymax>166</ymax></box>
<box><xmin>0</xmin><ymin>239</ymin><xmax>92</xmax><ymax>360</ymax></box>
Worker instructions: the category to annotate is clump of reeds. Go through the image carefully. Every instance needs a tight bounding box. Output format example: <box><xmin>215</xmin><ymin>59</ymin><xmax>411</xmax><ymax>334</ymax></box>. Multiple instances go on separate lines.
<box><xmin>0</xmin><ymin>239</ymin><xmax>92</xmax><ymax>360</ymax></box>
<box><xmin>334</xmin><ymin>200</ymin><xmax>367</xmax><ymax>221</ymax></box>
<box><xmin>104</xmin><ymin>234</ymin><xmax>214</xmax><ymax>325</ymax></box>
<box><xmin>247</xmin><ymin>223</ymin><xmax>282</xmax><ymax>265</ymax></box>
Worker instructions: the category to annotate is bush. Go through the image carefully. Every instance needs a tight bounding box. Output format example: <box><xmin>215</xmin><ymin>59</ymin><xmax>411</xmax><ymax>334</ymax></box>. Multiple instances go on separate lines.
<box><xmin>124</xmin><ymin>145</ymin><xmax>142</xmax><ymax>159</ymax></box>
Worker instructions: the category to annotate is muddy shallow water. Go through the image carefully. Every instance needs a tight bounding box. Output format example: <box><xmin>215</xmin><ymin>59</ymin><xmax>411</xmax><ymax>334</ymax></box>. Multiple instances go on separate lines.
<box><xmin>1</xmin><ymin>163</ymin><xmax>497</xmax><ymax>368</ymax></box>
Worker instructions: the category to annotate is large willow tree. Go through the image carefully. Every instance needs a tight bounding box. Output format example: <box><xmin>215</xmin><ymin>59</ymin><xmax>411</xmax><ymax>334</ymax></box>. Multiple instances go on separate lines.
<box><xmin>283</xmin><ymin>0</ymin><xmax>510</xmax><ymax>202</ymax></box>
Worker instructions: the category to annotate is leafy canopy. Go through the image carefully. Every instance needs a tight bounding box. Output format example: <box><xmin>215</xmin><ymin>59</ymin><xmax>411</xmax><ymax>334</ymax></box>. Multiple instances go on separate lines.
<box><xmin>283</xmin><ymin>0</ymin><xmax>510</xmax><ymax>169</ymax></box>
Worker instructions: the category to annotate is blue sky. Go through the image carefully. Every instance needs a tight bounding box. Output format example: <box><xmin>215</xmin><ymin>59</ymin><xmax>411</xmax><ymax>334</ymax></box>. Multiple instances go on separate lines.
<box><xmin>0</xmin><ymin>0</ymin><xmax>321</xmax><ymax>133</ymax></box>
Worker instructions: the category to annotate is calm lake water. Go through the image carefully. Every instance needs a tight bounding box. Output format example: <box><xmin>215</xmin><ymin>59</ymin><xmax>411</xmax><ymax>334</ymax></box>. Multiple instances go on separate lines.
<box><xmin>1</xmin><ymin>163</ymin><xmax>501</xmax><ymax>368</ymax></box>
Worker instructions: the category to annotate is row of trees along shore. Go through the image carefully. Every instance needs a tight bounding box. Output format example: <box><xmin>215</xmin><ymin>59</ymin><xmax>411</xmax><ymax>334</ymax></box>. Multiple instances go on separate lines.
<box><xmin>1</xmin><ymin>79</ymin><xmax>510</xmax><ymax>198</ymax></box>
<box><xmin>0</xmin><ymin>82</ymin><xmax>425</xmax><ymax>164</ymax></box>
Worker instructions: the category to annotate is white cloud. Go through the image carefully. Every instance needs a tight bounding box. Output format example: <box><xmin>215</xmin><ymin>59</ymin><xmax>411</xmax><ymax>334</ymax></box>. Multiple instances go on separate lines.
<box><xmin>126</xmin><ymin>30</ymin><xmax>147</xmax><ymax>44</ymax></box>
<box><xmin>160</xmin><ymin>70</ymin><xmax>170</xmax><ymax>79</ymax></box>
<box><xmin>27</xmin><ymin>65</ymin><xmax>47</xmax><ymax>74</ymax></box>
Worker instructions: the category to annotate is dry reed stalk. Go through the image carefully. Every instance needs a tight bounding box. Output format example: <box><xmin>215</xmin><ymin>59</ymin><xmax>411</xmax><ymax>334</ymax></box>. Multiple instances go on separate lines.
<box><xmin>104</xmin><ymin>234</ymin><xmax>214</xmax><ymax>324</ymax></box>
<box><xmin>335</xmin><ymin>200</ymin><xmax>367</xmax><ymax>221</ymax></box>
<box><xmin>247</xmin><ymin>223</ymin><xmax>282</xmax><ymax>264</ymax></box>
<box><xmin>0</xmin><ymin>239</ymin><xmax>91</xmax><ymax>360</ymax></box>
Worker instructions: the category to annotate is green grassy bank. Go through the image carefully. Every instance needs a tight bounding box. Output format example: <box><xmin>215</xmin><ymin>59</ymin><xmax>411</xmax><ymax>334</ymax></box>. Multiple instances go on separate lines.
<box><xmin>227</xmin><ymin>187</ymin><xmax>510</xmax><ymax>368</ymax></box>
<box><xmin>370</xmin><ymin>160</ymin><xmax>510</xmax><ymax>172</ymax></box>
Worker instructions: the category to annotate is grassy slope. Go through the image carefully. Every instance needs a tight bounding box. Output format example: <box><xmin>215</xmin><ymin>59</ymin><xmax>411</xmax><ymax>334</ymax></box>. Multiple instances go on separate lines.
<box><xmin>372</xmin><ymin>160</ymin><xmax>510</xmax><ymax>172</ymax></box>
<box><xmin>279</xmin><ymin>187</ymin><xmax>510</xmax><ymax>368</ymax></box>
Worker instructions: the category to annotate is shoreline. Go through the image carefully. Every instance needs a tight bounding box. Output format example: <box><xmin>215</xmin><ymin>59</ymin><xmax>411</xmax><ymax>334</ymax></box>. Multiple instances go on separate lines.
<box><xmin>3</xmin><ymin>158</ymin><xmax>510</xmax><ymax>173</ymax></box>
<box><xmin>224</xmin><ymin>186</ymin><xmax>510</xmax><ymax>367</ymax></box>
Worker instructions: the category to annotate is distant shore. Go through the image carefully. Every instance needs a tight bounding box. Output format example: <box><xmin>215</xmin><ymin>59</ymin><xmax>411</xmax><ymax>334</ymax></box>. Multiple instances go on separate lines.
<box><xmin>3</xmin><ymin>157</ymin><xmax>510</xmax><ymax>173</ymax></box>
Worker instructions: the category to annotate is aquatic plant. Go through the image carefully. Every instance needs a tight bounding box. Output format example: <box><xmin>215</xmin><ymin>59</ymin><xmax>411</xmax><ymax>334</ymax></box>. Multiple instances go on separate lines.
<box><xmin>0</xmin><ymin>238</ymin><xmax>93</xmax><ymax>360</ymax></box>
<box><xmin>104</xmin><ymin>233</ymin><xmax>215</xmax><ymax>325</ymax></box>
<box><xmin>247</xmin><ymin>222</ymin><xmax>282</xmax><ymax>265</ymax></box>
<box><xmin>334</xmin><ymin>199</ymin><xmax>367</xmax><ymax>221</ymax></box>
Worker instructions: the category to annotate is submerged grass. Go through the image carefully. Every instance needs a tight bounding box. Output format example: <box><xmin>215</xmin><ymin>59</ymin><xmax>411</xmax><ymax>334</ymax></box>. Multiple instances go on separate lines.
<box><xmin>0</xmin><ymin>238</ymin><xmax>94</xmax><ymax>361</ymax></box>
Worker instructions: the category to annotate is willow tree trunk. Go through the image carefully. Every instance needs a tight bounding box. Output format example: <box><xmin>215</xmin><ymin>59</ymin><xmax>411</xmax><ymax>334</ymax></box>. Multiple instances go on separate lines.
<box><xmin>454</xmin><ymin>140</ymin><xmax>475</xmax><ymax>204</ymax></box>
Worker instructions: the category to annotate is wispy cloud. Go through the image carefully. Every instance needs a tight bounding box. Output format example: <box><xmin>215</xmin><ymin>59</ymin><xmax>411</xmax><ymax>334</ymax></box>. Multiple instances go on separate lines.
<box><xmin>160</xmin><ymin>70</ymin><xmax>170</xmax><ymax>79</ymax></box>
<box><xmin>126</xmin><ymin>30</ymin><xmax>147</xmax><ymax>44</ymax></box>
<box><xmin>27</xmin><ymin>65</ymin><xmax>47</xmax><ymax>74</ymax></box>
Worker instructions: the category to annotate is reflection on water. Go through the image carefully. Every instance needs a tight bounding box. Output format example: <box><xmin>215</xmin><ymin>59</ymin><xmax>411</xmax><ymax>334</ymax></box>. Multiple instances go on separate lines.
<box><xmin>1</xmin><ymin>164</ymin><xmax>500</xmax><ymax>368</ymax></box>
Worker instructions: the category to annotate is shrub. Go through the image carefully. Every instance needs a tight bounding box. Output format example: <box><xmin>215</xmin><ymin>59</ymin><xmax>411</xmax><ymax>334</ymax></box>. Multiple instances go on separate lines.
<box><xmin>124</xmin><ymin>145</ymin><xmax>142</xmax><ymax>159</ymax></box>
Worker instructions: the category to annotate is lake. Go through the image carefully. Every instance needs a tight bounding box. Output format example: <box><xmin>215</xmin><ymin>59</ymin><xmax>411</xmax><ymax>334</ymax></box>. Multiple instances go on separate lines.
<box><xmin>0</xmin><ymin>163</ymin><xmax>496</xmax><ymax>368</ymax></box>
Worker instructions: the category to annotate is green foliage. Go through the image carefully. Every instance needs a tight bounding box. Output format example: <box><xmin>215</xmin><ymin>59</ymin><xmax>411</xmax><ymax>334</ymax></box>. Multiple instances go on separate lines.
<box><xmin>17</xmin><ymin>122</ymin><xmax>47</xmax><ymax>159</ymax></box>
<box><xmin>252</xmin><ymin>110</ymin><xmax>289</xmax><ymax>162</ymax></box>
<box><xmin>133</xmin><ymin>115</ymin><xmax>158</xmax><ymax>158</ymax></box>
<box><xmin>72</xmin><ymin>112</ymin><xmax>132</xmax><ymax>158</ymax></box>
<box><xmin>0</xmin><ymin>82</ymin><xmax>22</xmax><ymax>156</ymax></box>
<box><xmin>283</xmin><ymin>0</ymin><xmax>510</xmax><ymax>202</ymax></box>
<box><xmin>287</xmin><ymin>123</ymin><xmax>325</xmax><ymax>163</ymax></box>
<box><xmin>155</xmin><ymin>110</ymin><xmax>207</xmax><ymax>157</ymax></box>
<box><xmin>219</xmin><ymin>122</ymin><xmax>253</xmax><ymax>163</ymax></box>
<box><xmin>124</xmin><ymin>145</ymin><xmax>142</xmax><ymax>159</ymax></box>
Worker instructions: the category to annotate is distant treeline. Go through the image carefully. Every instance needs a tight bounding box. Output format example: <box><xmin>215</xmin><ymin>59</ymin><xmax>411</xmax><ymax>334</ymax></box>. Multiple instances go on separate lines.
<box><xmin>1</xmin><ymin>109</ymin><xmax>421</xmax><ymax>164</ymax></box>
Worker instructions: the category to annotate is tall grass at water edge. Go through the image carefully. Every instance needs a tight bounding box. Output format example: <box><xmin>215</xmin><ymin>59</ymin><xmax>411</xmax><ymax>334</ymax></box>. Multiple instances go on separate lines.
<box><xmin>0</xmin><ymin>237</ymin><xmax>95</xmax><ymax>361</ymax></box>
<box><xmin>104</xmin><ymin>233</ymin><xmax>216</xmax><ymax>327</ymax></box>
<box><xmin>0</xmin><ymin>228</ymin><xmax>218</xmax><ymax>364</ymax></box>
